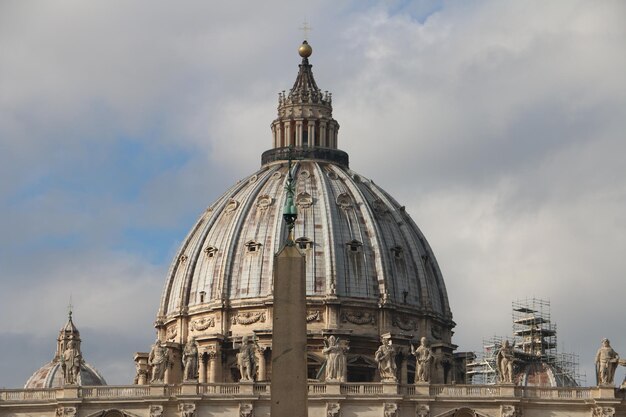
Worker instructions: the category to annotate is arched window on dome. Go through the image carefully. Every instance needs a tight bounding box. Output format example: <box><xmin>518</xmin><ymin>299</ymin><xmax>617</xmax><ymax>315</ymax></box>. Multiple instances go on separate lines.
<box><xmin>204</xmin><ymin>246</ymin><xmax>218</xmax><ymax>258</ymax></box>
<box><xmin>390</xmin><ymin>245</ymin><xmax>403</xmax><ymax>260</ymax></box>
<box><xmin>295</xmin><ymin>237</ymin><xmax>313</xmax><ymax>250</ymax></box>
<box><xmin>346</xmin><ymin>239</ymin><xmax>362</xmax><ymax>254</ymax></box>
<box><xmin>244</xmin><ymin>241</ymin><xmax>262</xmax><ymax>254</ymax></box>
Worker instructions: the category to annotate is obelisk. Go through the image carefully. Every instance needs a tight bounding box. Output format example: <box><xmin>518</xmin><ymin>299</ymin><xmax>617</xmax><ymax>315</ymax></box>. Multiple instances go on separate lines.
<box><xmin>271</xmin><ymin>157</ymin><xmax>308</xmax><ymax>417</ymax></box>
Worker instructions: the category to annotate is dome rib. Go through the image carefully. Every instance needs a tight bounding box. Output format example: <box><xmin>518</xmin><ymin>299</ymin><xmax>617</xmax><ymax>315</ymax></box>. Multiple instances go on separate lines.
<box><xmin>311</xmin><ymin>163</ymin><xmax>336</xmax><ymax>295</ymax></box>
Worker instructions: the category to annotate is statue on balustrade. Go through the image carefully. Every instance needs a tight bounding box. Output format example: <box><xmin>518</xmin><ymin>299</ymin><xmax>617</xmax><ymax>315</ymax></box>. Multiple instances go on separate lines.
<box><xmin>595</xmin><ymin>338</ymin><xmax>619</xmax><ymax>385</ymax></box>
<box><xmin>235</xmin><ymin>335</ymin><xmax>259</xmax><ymax>382</ymax></box>
<box><xmin>323</xmin><ymin>335</ymin><xmax>348</xmax><ymax>382</ymax></box>
<box><xmin>411</xmin><ymin>337</ymin><xmax>434</xmax><ymax>383</ymax></box>
<box><xmin>375</xmin><ymin>338</ymin><xmax>397</xmax><ymax>382</ymax></box>
<box><xmin>61</xmin><ymin>340</ymin><xmax>81</xmax><ymax>385</ymax></box>
<box><xmin>149</xmin><ymin>340</ymin><xmax>169</xmax><ymax>383</ymax></box>
<box><xmin>182</xmin><ymin>337</ymin><xmax>199</xmax><ymax>381</ymax></box>
<box><xmin>496</xmin><ymin>340</ymin><xmax>515</xmax><ymax>384</ymax></box>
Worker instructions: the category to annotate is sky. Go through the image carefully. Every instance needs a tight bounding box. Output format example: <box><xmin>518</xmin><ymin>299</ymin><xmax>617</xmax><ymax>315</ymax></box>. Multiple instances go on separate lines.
<box><xmin>1</xmin><ymin>0</ymin><xmax>625</xmax><ymax>388</ymax></box>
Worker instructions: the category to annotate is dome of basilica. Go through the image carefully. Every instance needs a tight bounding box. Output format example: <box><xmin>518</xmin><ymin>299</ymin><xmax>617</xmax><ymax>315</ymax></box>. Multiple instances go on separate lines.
<box><xmin>152</xmin><ymin>42</ymin><xmax>456</xmax><ymax>384</ymax></box>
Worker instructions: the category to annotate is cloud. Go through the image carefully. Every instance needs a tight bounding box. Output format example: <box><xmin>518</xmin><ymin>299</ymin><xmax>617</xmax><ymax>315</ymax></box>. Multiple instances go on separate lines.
<box><xmin>0</xmin><ymin>0</ymin><xmax>625</xmax><ymax>387</ymax></box>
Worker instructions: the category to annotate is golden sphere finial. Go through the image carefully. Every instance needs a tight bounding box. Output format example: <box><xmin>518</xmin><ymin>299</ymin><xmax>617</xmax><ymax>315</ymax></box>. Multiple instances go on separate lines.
<box><xmin>298</xmin><ymin>40</ymin><xmax>312</xmax><ymax>58</ymax></box>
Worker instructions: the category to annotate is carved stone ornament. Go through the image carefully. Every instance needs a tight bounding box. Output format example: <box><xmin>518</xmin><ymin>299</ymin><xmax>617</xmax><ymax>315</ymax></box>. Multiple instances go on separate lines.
<box><xmin>248</xmin><ymin>174</ymin><xmax>258</xmax><ymax>184</ymax></box>
<box><xmin>149</xmin><ymin>405</ymin><xmax>164</xmax><ymax>417</ymax></box>
<box><xmin>232</xmin><ymin>311</ymin><xmax>266</xmax><ymax>325</ymax></box>
<box><xmin>56</xmin><ymin>407</ymin><xmax>77</xmax><ymax>417</ymax></box>
<box><xmin>306</xmin><ymin>310</ymin><xmax>323</xmax><ymax>323</ymax></box>
<box><xmin>271</xmin><ymin>171</ymin><xmax>282</xmax><ymax>180</ymax></box>
<box><xmin>336</xmin><ymin>193</ymin><xmax>353</xmax><ymax>209</ymax></box>
<box><xmin>393</xmin><ymin>315</ymin><xmax>418</xmax><ymax>331</ymax></box>
<box><xmin>592</xmin><ymin>406</ymin><xmax>615</xmax><ymax>417</ymax></box>
<box><xmin>191</xmin><ymin>316</ymin><xmax>215</xmax><ymax>331</ymax></box>
<box><xmin>416</xmin><ymin>404</ymin><xmax>430</xmax><ymax>417</ymax></box>
<box><xmin>224</xmin><ymin>199</ymin><xmax>239</xmax><ymax>213</ymax></box>
<box><xmin>166</xmin><ymin>326</ymin><xmax>177</xmax><ymax>341</ymax></box>
<box><xmin>501</xmin><ymin>405</ymin><xmax>520</xmax><ymax>417</ymax></box>
<box><xmin>256</xmin><ymin>194</ymin><xmax>273</xmax><ymax>211</ymax></box>
<box><xmin>179</xmin><ymin>254</ymin><xmax>188</xmax><ymax>264</ymax></box>
<box><xmin>178</xmin><ymin>403</ymin><xmax>195</xmax><ymax>417</ymax></box>
<box><xmin>341</xmin><ymin>310</ymin><xmax>376</xmax><ymax>325</ymax></box>
<box><xmin>327</xmin><ymin>171</ymin><xmax>338</xmax><ymax>180</ymax></box>
<box><xmin>327</xmin><ymin>402</ymin><xmax>341</xmax><ymax>417</ymax></box>
<box><xmin>383</xmin><ymin>403</ymin><xmax>398</xmax><ymax>417</ymax></box>
<box><xmin>239</xmin><ymin>403</ymin><xmax>254</xmax><ymax>417</ymax></box>
<box><xmin>296</xmin><ymin>191</ymin><xmax>313</xmax><ymax>208</ymax></box>
<box><xmin>373</xmin><ymin>199</ymin><xmax>389</xmax><ymax>215</ymax></box>
<box><xmin>298</xmin><ymin>169</ymin><xmax>311</xmax><ymax>179</ymax></box>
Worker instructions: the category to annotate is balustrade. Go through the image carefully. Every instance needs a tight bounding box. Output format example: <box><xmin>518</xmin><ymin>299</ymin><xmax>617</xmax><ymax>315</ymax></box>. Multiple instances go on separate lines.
<box><xmin>0</xmin><ymin>384</ymin><xmax>596</xmax><ymax>401</ymax></box>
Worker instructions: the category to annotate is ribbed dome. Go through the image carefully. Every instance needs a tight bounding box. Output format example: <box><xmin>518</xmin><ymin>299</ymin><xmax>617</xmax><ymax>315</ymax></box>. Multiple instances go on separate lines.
<box><xmin>24</xmin><ymin>313</ymin><xmax>106</xmax><ymax>388</ymax></box>
<box><xmin>24</xmin><ymin>361</ymin><xmax>106</xmax><ymax>389</ymax></box>
<box><xmin>159</xmin><ymin>161</ymin><xmax>452</xmax><ymax>318</ymax></box>
<box><xmin>152</xmin><ymin>41</ymin><xmax>456</xmax><ymax>385</ymax></box>
<box><xmin>517</xmin><ymin>362</ymin><xmax>578</xmax><ymax>387</ymax></box>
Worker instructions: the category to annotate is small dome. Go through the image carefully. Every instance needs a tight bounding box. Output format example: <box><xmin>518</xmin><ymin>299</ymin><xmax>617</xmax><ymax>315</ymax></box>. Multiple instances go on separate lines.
<box><xmin>25</xmin><ymin>313</ymin><xmax>107</xmax><ymax>388</ymax></box>
<box><xmin>516</xmin><ymin>362</ymin><xmax>578</xmax><ymax>388</ymax></box>
<box><xmin>24</xmin><ymin>361</ymin><xmax>106</xmax><ymax>389</ymax></box>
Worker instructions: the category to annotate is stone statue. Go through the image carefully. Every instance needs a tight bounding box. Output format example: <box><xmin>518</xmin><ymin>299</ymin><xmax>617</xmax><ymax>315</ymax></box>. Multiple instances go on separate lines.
<box><xmin>149</xmin><ymin>340</ymin><xmax>169</xmax><ymax>383</ymax></box>
<box><xmin>374</xmin><ymin>338</ymin><xmax>397</xmax><ymax>382</ymax></box>
<box><xmin>61</xmin><ymin>340</ymin><xmax>81</xmax><ymax>385</ymax></box>
<box><xmin>411</xmin><ymin>337</ymin><xmax>434</xmax><ymax>383</ymax></box>
<box><xmin>235</xmin><ymin>335</ymin><xmax>258</xmax><ymax>382</ymax></box>
<box><xmin>323</xmin><ymin>335</ymin><xmax>347</xmax><ymax>382</ymax></box>
<box><xmin>182</xmin><ymin>337</ymin><xmax>199</xmax><ymax>381</ymax></box>
<box><xmin>595</xmin><ymin>338</ymin><xmax>619</xmax><ymax>385</ymax></box>
<box><xmin>496</xmin><ymin>340</ymin><xmax>515</xmax><ymax>384</ymax></box>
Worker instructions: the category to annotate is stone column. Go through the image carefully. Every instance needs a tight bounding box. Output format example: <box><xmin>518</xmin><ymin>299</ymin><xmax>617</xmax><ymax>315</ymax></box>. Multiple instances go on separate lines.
<box><xmin>295</xmin><ymin>120</ymin><xmax>303</xmax><ymax>146</ymax></box>
<box><xmin>319</xmin><ymin>122</ymin><xmax>327</xmax><ymax>147</ymax></box>
<box><xmin>308</xmin><ymin>123</ymin><xmax>315</xmax><ymax>147</ymax></box>
<box><xmin>164</xmin><ymin>342</ymin><xmax>182</xmax><ymax>384</ymax></box>
<box><xmin>285</xmin><ymin>123</ymin><xmax>292</xmax><ymax>147</ymax></box>
<box><xmin>278</xmin><ymin>124</ymin><xmax>284</xmax><ymax>148</ymax></box>
<box><xmin>257</xmin><ymin>347</ymin><xmax>267</xmax><ymax>381</ymax></box>
<box><xmin>271</xmin><ymin>244</ymin><xmax>307</xmax><ymax>417</ymax></box>
<box><xmin>208</xmin><ymin>349</ymin><xmax>220</xmax><ymax>383</ymax></box>
<box><xmin>199</xmin><ymin>351</ymin><xmax>207</xmax><ymax>384</ymax></box>
<box><xmin>328</xmin><ymin>124</ymin><xmax>336</xmax><ymax>148</ymax></box>
<box><xmin>400</xmin><ymin>354</ymin><xmax>408</xmax><ymax>385</ymax></box>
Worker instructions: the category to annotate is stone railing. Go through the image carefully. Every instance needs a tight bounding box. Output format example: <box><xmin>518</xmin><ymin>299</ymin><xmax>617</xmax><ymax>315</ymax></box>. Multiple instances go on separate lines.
<box><xmin>0</xmin><ymin>389</ymin><xmax>59</xmax><ymax>401</ymax></box>
<box><xmin>81</xmin><ymin>386</ymin><xmax>150</xmax><ymax>398</ymax></box>
<box><xmin>518</xmin><ymin>386</ymin><xmax>592</xmax><ymax>399</ymax></box>
<box><xmin>0</xmin><ymin>383</ymin><xmax>600</xmax><ymax>402</ymax></box>
<box><xmin>430</xmin><ymin>385</ymin><xmax>501</xmax><ymax>397</ymax></box>
<box><xmin>340</xmin><ymin>383</ymin><xmax>384</xmax><ymax>395</ymax></box>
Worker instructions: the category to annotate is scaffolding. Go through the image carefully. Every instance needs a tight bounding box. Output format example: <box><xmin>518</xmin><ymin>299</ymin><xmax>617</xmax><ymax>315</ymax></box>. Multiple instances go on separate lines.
<box><xmin>512</xmin><ymin>298</ymin><xmax>556</xmax><ymax>359</ymax></box>
<box><xmin>467</xmin><ymin>298</ymin><xmax>584</xmax><ymax>386</ymax></box>
<box><xmin>466</xmin><ymin>336</ymin><xmax>509</xmax><ymax>385</ymax></box>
